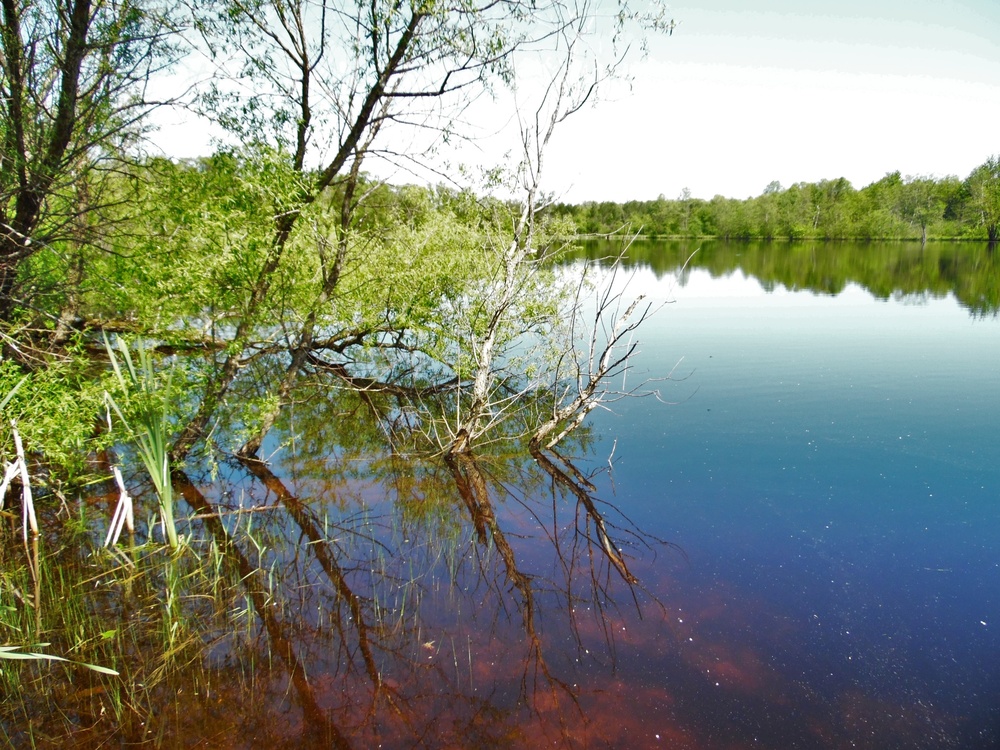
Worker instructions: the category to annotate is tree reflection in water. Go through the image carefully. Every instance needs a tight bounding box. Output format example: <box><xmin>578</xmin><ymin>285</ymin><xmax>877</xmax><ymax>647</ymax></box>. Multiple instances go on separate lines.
<box><xmin>157</xmin><ymin>381</ymin><xmax>676</xmax><ymax>747</ymax></box>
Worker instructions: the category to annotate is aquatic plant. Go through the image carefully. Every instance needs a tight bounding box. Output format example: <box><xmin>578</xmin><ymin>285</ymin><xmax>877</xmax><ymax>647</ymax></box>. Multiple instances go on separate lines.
<box><xmin>103</xmin><ymin>334</ymin><xmax>180</xmax><ymax>550</ymax></box>
<box><xmin>0</xmin><ymin>376</ymin><xmax>37</xmax><ymax>541</ymax></box>
<box><xmin>0</xmin><ymin>644</ymin><xmax>118</xmax><ymax>675</ymax></box>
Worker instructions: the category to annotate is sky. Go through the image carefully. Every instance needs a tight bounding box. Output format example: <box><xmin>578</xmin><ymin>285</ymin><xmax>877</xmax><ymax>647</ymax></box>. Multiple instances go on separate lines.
<box><xmin>539</xmin><ymin>0</ymin><xmax>1000</xmax><ymax>202</ymax></box>
<box><xmin>149</xmin><ymin>0</ymin><xmax>1000</xmax><ymax>203</ymax></box>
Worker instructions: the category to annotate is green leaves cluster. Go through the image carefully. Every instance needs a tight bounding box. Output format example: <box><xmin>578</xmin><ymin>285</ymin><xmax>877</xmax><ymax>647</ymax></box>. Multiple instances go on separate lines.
<box><xmin>556</xmin><ymin>157</ymin><xmax>1000</xmax><ymax>241</ymax></box>
<box><xmin>103</xmin><ymin>334</ymin><xmax>179</xmax><ymax>548</ymax></box>
<box><xmin>0</xmin><ymin>352</ymin><xmax>113</xmax><ymax>481</ymax></box>
<box><xmin>69</xmin><ymin>152</ymin><xmax>304</xmax><ymax>332</ymax></box>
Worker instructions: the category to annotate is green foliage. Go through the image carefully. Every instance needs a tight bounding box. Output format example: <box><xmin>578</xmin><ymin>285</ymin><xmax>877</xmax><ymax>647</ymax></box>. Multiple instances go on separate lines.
<box><xmin>68</xmin><ymin>151</ymin><xmax>308</xmax><ymax>332</ymax></box>
<box><xmin>0</xmin><ymin>644</ymin><xmax>118</xmax><ymax>675</ymax></box>
<box><xmin>555</xmin><ymin>159</ymin><xmax>1000</xmax><ymax>241</ymax></box>
<box><xmin>0</xmin><ymin>352</ymin><xmax>113</xmax><ymax>481</ymax></box>
<box><xmin>0</xmin><ymin>0</ymin><xmax>181</xmax><ymax>318</ymax></box>
<box><xmin>965</xmin><ymin>156</ymin><xmax>1000</xmax><ymax>242</ymax></box>
<box><xmin>103</xmin><ymin>335</ymin><xmax>180</xmax><ymax>549</ymax></box>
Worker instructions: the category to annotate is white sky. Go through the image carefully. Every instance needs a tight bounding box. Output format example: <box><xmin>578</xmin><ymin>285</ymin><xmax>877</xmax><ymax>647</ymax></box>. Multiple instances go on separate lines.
<box><xmin>541</xmin><ymin>0</ymin><xmax>1000</xmax><ymax>202</ymax></box>
<box><xmin>149</xmin><ymin>0</ymin><xmax>1000</xmax><ymax>203</ymax></box>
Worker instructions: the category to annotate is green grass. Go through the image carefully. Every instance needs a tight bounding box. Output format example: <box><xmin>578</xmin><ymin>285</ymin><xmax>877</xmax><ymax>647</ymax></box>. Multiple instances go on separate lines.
<box><xmin>103</xmin><ymin>334</ymin><xmax>180</xmax><ymax>550</ymax></box>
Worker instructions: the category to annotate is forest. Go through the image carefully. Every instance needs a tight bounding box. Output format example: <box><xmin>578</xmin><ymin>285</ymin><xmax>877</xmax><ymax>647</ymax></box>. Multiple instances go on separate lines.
<box><xmin>552</xmin><ymin>165</ymin><xmax>1000</xmax><ymax>242</ymax></box>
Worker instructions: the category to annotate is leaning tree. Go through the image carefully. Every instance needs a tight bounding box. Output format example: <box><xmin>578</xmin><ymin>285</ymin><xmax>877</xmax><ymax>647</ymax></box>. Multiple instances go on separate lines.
<box><xmin>170</xmin><ymin>0</ymin><xmax>674</xmax><ymax>461</ymax></box>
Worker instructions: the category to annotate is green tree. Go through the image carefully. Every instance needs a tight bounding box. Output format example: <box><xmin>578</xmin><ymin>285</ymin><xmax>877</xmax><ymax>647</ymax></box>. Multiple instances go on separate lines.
<box><xmin>173</xmin><ymin>0</ymin><xmax>536</xmax><ymax>459</ymax></box>
<box><xmin>165</xmin><ymin>0</ymin><xmax>674</xmax><ymax>461</ymax></box>
<box><xmin>774</xmin><ymin>183</ymin><xmax>812</xmax><ymax>239</ymax></box>
<box><xmin>0</xmin><ymin>0</ymin><xmax>179</xmax><ymax>322</ymax></box>
<box><xmin>806</xmin><ymin>178</ymin><xmax>855</xmax><ymax>238</ymax></box>
<box><xmin>855</xmin><ymin>172</ymin><xmax>904</xmax><ymax>239</ymax></box>
<box><xmin>898</xmin><ymin>175</ymin><xmax>945</xmax><ymax>243</ymax></box>
<box><xmin>965</xmin><ymin>156</ymin><xmax>1000</xmax><ymax>243</ymax></box>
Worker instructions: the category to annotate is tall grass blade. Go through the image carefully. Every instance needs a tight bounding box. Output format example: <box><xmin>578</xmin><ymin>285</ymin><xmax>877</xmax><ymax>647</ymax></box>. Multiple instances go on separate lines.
<box><xmin>104</xmin><ymin>466</ymin><xmax>135</xmax><ymax>548</ymax></box>
<box><xmin>102</xmin><ymin>333</ymin><xmax>179</xmax><ymax>549</ymax></box>
<box><xmin>11</xmin><ymin>424</ymin><xmax>36</xmax><ymax>540</ymax></box>
<box><xmin>0</xmin><ymin>375</ymin><xmax>27</xmax><ymax>411</ymax></box>
<box><xmin>0</xmin><ymin>377</ymin><xmax>27</xmax><ymax>513</ymax></box>
<box><xmin>0</xmin><ymin>645</ymin><xmax>119</xmax><ymax>675</ymax></box>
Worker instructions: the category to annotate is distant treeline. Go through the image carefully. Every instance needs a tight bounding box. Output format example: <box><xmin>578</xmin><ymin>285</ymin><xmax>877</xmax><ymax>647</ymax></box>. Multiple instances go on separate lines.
<box><xmin>546</xmin><ymin>157</ymin><xmax>1000</xmax><ymax>242</ymax></box>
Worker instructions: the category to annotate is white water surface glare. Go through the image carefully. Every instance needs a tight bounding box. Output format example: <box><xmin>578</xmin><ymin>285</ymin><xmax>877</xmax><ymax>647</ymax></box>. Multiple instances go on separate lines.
<box><xmin>581</xmin><ymin>260</ymin><xmax>1000</xmax><ymax>745</ymax></box>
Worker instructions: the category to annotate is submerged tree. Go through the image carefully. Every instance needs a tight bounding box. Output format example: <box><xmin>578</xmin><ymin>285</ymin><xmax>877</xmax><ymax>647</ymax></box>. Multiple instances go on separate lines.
<box><xmin>170</xmin><ymin>0</ymin><xmax>565</xmax><ymax>459</ymax></box>
<box><xmin>162</xmin><ymin>0</ymin><xmax>674</xmax><ymax>462</ymax></box>
<box><xmin>0</xmin><ymin>0</ymin><xmax>675</xmax><ymax>492</ymax></box>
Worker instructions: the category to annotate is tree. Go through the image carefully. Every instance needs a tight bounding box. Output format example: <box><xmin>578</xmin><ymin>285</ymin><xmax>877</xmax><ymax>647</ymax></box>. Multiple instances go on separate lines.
<box><xmin>0</xmin><ymin>0</ymin><xmax>179</xmax><ymax>322</ymax></box>
<box><xmin>172</xmin><ymin>0</ymin><xmax>541</xmax><ymax>459</ymax></box>
<box><xmin>808</xmin><ymin>177</ymin><xmax>855</xmax><ymax>238</ymax></box>
<box><xmin>898</xmin><ymin>175</ymin><xmax>945</xmax><ymax>243</ymax></box>
<box><xmin>166</xmin><ymin>0</ymin><xmax>673</xmax><ymax>461</ymax></box>
<box><xmin>428</xmin><ymin>1</ymin><xmax>675</xmax><ymax>455</ymax></box>
<box><xmin>965</xmin><ymin>156</ymin><xmax>1000</xmax><ymax>243</ymax></box>
<box><xmin>428</xmin><ymin>4</ymin><xmax>604</xmax><ymax>452</ymax></box>
<box><xmin>854</xmin><ymin>171</ymin><xmax>903</xmax><ymax>239</ymax></box>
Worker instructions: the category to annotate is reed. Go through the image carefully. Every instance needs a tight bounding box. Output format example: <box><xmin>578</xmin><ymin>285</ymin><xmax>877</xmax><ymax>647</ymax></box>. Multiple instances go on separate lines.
<box><xmin>0</xmin><ymin>644</ymin><xmax>118</xmax><ymax>675</ymax></box>
<box><xmin>1</xmin><ymin>376</ymin><xmax>36</xmax><ymax>542</ymax></box>
<box><xmin>103</xmin><ymin>334</ymin><xmax>180</xmax><ymax>550</ymax></box>
<box><xmin>0</xmin><ymin>529</ymin><xmax>248</xmax><ymax>746</ymax></box>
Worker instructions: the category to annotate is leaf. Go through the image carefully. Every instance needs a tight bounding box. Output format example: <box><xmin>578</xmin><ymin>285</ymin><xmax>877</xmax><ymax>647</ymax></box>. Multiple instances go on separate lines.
<box><xmin>0</xmin><ymin>644</ymin><xmax>119</xmax><ymax>676</ymax></box>
<box><xmin>0</xmin><ymin>376</ymin><xmax>28</xmax><ymax>412</ymax></box>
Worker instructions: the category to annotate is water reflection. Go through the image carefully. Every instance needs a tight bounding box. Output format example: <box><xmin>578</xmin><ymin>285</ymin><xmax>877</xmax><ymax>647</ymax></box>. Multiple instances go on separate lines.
<box><xmin>5</xmin><ymin>242</ymin><xmax>999</xmax><ymax>748</ymax></box>
<box><xmin>112</xmin><ymin>383</ymin><xmax>677</xmax><ymax>747</ymax></box>
<box><xmin>575</xmin><ymin>239</ymin><xmax>1000</xmax><ymax>316</ymax></box>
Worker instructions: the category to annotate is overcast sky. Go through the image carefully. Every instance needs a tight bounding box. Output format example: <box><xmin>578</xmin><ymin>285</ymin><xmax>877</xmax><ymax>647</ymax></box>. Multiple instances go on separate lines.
<box><xmin>539</xmin><ymin>0</ymin><xmax>1000</xmax><ymax>202</ymax></box>
<box><xmin>150</xmin><ymin>0</ymin><xmax>1000</xmax><ymax>203</ymax></box>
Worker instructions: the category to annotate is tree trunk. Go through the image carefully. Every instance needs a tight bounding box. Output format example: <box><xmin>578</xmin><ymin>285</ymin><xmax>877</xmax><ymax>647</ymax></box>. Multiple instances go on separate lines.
<box><xmin>0</xmin><ymin>249</ymin><xmax>19</xmax><ymax>321</ymax></box>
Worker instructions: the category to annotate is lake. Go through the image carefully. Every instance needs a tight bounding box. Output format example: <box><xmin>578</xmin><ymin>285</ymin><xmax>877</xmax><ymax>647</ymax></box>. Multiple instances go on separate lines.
<box><xmin>5</xmin><ymin>240</ymin><xmax>998</xmax><ymax>749</ymax></box>
<box><xmin>574</xmin><ymin>240</ymin><xmax>1000</xmax><ymax>748</ymax></box>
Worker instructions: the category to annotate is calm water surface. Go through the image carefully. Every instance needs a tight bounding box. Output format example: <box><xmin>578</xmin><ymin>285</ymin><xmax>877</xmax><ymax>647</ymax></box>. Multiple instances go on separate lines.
<box><xmin>576</xmin><ymin>251</ymin><xmax>1000</xmax><ymax>747</ymax></box>
<box><xmin>14</xmin><ymin>242</ymin><xmax>996</xmax><ymax>749</ymax></box>
<box><xmin>207</xmin><ymin>242</ymin><xmax>999</xmax><ymax>748</ymax></box>
<box><xmin>211</xmin><ymin>242</ymin><xmax>996</xmax><ymax>749</ymax></box>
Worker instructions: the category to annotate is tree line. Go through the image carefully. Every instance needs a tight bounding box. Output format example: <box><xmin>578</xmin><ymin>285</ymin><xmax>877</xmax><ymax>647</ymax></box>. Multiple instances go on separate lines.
<box><xmin>550</xmin><ymin>162</ymin><xmax>1000</xmax><ymax>242</ymax></box>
